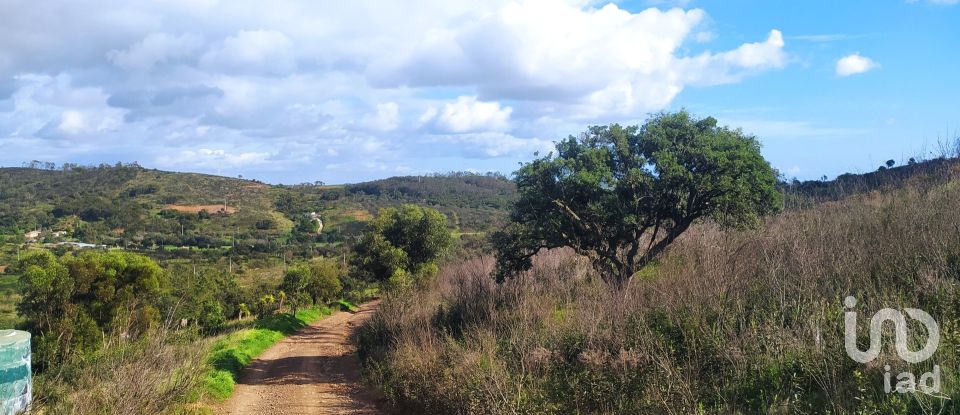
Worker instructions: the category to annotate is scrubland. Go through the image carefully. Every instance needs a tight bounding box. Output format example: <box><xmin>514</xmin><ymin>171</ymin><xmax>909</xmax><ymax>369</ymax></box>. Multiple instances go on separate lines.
<box><xmin>359</xmin><ymin>168</ymin><xmax>960</xmax><ymax>414</ymax></box>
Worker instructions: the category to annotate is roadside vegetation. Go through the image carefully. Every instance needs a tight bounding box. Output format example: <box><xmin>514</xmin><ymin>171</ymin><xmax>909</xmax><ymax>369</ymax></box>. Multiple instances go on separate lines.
<box><xmin>359</xmin><ymin>114</ymin><xmax>960</xmax><ymax>413</ymax></box>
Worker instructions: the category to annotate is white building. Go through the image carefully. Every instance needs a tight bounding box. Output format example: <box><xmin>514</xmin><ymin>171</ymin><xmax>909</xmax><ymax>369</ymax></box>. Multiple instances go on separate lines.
<box><xmin>308</xmin><ymin>212</ymin><xmax>324</xmax><ymax>234</ymax></box>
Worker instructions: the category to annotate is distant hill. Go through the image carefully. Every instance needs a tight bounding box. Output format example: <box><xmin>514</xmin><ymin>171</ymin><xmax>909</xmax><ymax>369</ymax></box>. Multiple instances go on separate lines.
<box><xmin>344</xmin><ymin>173</ymin><xmax>516</xmax><ymax>231</ymax></box>
<box><xmin>0</xmin><ymin>164</ymin><xmax>516</xmax><ymax>254</ymax></box>
<box><xmin>782</xmin><ymin>157</ymin><xmax>960</xmax><ymax>209</ymax></box>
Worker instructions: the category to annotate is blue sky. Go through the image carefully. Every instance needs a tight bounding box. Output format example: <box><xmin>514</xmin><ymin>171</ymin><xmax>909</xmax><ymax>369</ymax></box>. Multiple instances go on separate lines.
<box><xmin>0</xmin><ymin>0</ymin><xmax>957</xmax><ymax>183</ymax></box>
<box><xmin>666</xmin><ymin>0</ymin><xmax>960</xmax><ymax>179</ymax></box>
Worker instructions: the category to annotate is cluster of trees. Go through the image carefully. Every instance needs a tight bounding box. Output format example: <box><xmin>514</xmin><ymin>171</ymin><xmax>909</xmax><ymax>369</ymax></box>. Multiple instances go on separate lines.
<box><xmin>17</xmin><ymin>250</ymin><xmax>168</xmax><ymax>368</ymax></box>
<box><xmin>14</xmin><ymin>249</ymin><xmax>353</xmax><ymax>369</ymax></box>
<box><xmin>0</xmin><ymin>165</ymin><xmax>142</xmax><ymax>233</ymax></box>
<box><xmin>280</xmin><ymin>258</ymin><xmax>343</xmax><ymax>314</ymax></box>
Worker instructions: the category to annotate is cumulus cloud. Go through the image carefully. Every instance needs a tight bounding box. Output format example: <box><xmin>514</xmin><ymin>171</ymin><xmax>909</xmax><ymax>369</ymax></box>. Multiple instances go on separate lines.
<box><xmin>426</xmin><ymin>132</ymin><xmax>555</xmax><ymax>158</ymax></box>
<box><xmin>377</xmin><ymin>3</ymin><xmax>785</xmax><ymax>116</ymax></box>
<box><xmin>423</xmin><ymin>96</ymin><xmax>513</xmax><ymax>133</ymax></box>
<box><xmin>6</xmin><ymin>74</ymin><xmax>125</xmax><ymax>139</ymax></box>
<box><xmin>836</xmin><ymin>53</ymin><xmax>878</xmax><ymax>76</ymax></box>
<box><xmin>0</xmin><ymin>0</ymin><xmax>791</xmax><ymax>182</ymax></box>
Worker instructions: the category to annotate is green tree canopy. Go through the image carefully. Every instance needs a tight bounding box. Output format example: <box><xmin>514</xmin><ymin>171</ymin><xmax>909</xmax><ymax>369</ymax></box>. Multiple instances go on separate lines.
<box><xmin>280</xmin><ymin>264</ymin><xmax>313</xmax><ymax>314</ymax></box>
<box><xmin>307</xmin><ymin>257</ymin><xmax>343</xmax><ymax>304</ymax></box>
<box><xmin>493</xmin><ymin>111</ymin><xmax>782</xmax><ymax>285</ymax></box>
<box><xmin>352</xmin><ymin>204</ymin><xmax>452</xmax><ymax>283</ymax></box>
<box><xmin>17</xmin><ymin>249</ymin><xmax>170</xmax><ymax>367</ymax></box>
<box><xmin>280</xmin><ymin>258</ymin><xmax>344</xmax><ymax>313</ymax></box>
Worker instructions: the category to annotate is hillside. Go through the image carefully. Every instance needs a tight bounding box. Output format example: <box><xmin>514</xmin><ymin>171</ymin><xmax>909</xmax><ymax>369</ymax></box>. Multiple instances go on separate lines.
<box><xmin>6</xmin><ymin>157</ymin><xmax>960</xmax><ymax>257</ymax></box>
<box><xmin>0</xmin><ymin>165</ymin><xmax>516</xmax><ymax>253</ymax></box>
<box><xmin>783</xmin><ymin>157</ymin><xmax>960</xmax><ymax>208</ymax></box>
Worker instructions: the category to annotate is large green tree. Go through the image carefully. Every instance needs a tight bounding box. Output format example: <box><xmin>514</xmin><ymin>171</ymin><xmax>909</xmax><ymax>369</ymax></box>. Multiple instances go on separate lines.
<box><xmin>352</xmin><ymin>204</ymin><xmax>452</xmax><ymax>283</ymax></box>
<box><xmin>493</xmin><ymin>111</ymin><xmax>782</xmax><ymax>285</ymax></box>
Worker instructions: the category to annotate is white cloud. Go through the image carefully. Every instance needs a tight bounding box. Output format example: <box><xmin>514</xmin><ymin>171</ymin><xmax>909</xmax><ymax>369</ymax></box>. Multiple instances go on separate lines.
<box><xmin>425</xmin><ymin>96</ymin><xmax>512</xmax><ymax>133</ymax></box>
<box><xmin>0</xmin><ymin>0</ymin><xmax>791</xmax><ymax>182</ymax></box>
<box><xmin>376</xmin><ymin>3</ymin><xmax>785</xmax><ymax>115</ymax></box>
<box><xmin>107</xmin><ymin>33</ymin><xmax>204</xmax><ymax>70</ymax></box>
<box><xmin>365</xmin><ymin>102</ymin><xmax>399</xmax><ymax>132</ymax></box>
<box><xmin>836</xmin><ymin>53</ymin><xmax>878</xmax><ymax>76</ymax></box>
<box><xmin>4</xmin><ymin>74</ymin><xmax>125</xmax><ymax>138</ymax></box>
<box><xmin>680</xmin><ymin>30</ymin><xmax>787</xmax><ymax>86</ymax></box>
<box><xmin>156</xmin><ymin>148</ymin><xmax>271</xmax><ymax>170</ymax></box>
<box><xmin>427</xmin><ymin>132</ymin><xmax>554</xmax><ymax>157</ymax></box>
<box><xmin>200</xmin><ymin>30</ymin><xmax>297</xmax><ymax>75</ymax></box>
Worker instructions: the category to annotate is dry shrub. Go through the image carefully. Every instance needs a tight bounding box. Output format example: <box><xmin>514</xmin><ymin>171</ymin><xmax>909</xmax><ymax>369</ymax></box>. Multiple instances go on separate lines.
<box><xmin>359</xmin><ymin>177</ymin><xmax>960</xmax><ymax>414</ymax></box>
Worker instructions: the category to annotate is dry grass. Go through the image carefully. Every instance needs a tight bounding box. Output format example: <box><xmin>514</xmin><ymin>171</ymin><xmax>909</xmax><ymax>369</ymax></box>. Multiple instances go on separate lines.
<box><xmin>164</xmin><ymin>204</ymin><xmax>237</xmax><ymax>215</ymax></box>
<box><xmin>32</xmin><ymin>328</ymin><xmax>208</xmax><ymax>415</ymax></box>
<box><xmin>359</xmin><ymin>175</ymin><xmax>960</xmax><ymax>414</ymax></box>
<box><xmin>344</xmin><ymin>208</ymin><xmax>373</xmax><ymax>221</ymax></box>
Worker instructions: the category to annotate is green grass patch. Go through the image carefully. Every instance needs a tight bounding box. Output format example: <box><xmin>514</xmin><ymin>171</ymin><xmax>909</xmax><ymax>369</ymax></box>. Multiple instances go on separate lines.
<box><xmin>331</xmin><ymin>299</ymin><xmax>359</xmax><ymax>312</ymax></box>
<box><xmin>199</xmin><ymin>305</ymin><xmax>333</xmax><ymax>401</ymax></box>
<box><xmin>0</xmin><ymin>274</ymin><xmax>21</xmax><ymax>327</ymax></box>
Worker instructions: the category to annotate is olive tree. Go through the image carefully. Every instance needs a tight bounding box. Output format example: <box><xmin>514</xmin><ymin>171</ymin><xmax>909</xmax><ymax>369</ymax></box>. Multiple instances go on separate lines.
<box><xmin>493</xmin><ymin>111</ymin><xmax>782</xmax><ymax>286</ymax></box>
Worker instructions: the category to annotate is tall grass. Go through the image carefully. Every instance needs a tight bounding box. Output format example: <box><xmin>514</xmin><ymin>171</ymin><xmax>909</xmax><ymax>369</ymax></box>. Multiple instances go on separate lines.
<box><xmin>32</xmin><ymin>328</ymin><xmax>207</xmax><ymax>415</ymax></box>
<box><xmin>358</xmin><ymin>170</ymin><xmax>960</xmax><ymax>414</ymax></box>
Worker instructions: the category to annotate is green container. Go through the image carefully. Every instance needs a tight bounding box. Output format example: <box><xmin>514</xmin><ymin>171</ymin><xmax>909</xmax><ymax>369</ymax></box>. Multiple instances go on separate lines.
<box><xmin>0</xmin><ymin>330</ymin><xmax>30</xmax><ymax>415</ymax></box>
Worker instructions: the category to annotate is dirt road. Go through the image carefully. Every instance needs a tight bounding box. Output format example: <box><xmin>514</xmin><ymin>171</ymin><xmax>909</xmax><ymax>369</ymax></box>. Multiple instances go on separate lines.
<box><xmin>217</xmin><ymin>302</ymin><xmax>383</xmax><ymax>415</ymax></box>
